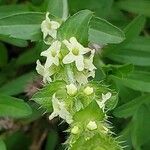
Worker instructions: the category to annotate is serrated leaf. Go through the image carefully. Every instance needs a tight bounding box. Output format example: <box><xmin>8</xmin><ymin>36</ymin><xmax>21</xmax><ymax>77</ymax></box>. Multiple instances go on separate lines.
<box><xmin>89</xmin><ymin>17</ymin><xmax>125</xmax><ymax>45</ymax></box>
<box><xmin>0</xmin><ymin>94</ymin><xmax>32</xmax><ymax>118</ymax></box>
<box><xmin>0</xmin><ymin>12</ymin><xmax>45</xmax><ymax>41</ymax></box>
<box><xmin>58</xmin><ymin>10</ymin><xmax>93</xmax><ymax>45</ymax></box>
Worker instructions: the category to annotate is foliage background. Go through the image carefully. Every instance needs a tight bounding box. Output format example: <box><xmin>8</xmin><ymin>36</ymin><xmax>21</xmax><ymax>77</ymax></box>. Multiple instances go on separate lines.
<box><xmin>0</xmin><ymin>0</ymin><xmax>150</xmax><ymax>150</ymax></box>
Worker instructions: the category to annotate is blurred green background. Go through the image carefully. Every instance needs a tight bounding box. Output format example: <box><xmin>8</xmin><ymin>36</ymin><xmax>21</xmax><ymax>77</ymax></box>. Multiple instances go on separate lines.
<box><xmin>0</xmin><ymin>0</ymin><xmax>150</xmax><ymax>150</ymax></box>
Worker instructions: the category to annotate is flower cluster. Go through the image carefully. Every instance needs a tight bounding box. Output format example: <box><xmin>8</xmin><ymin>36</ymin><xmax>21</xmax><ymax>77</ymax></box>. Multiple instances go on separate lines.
<box><xmin>36</xmin><ymin>13</ymin><xmax>97</xmax><ymax>86</ymax></box>
<box><xmin>34</xmin><ymin>13</ymin><xmax>122</xmax><ymax>150</ymax></box>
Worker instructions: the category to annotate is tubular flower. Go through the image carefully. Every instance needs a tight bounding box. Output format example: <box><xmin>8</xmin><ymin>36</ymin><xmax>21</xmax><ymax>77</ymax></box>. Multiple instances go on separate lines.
<box><xmin>63</xmin><ymin>37</ymin><xmax>91</xmax><ymax>71</ymax></box>
<box><xmin>41</xmin><ymin>41</ymin><xmax>61</xmax><ymax>68</ymax></box>
<box><xmin>36</xmin><ymin>60</ymin><xmax>55</xmax><ymax>83</ymax></box>
<box><xmin>41</xmin><ymin>12</ymin><xmax>60</xmax><ymax>39</ymax></box>
<box><xmin>49</xmin><ymin>94</ymin><xmax>73</xmax><ymax>124</ymax></box>
<box><xmin>96</xmin><ymin>92</ymin><xmax>112</xmax><ymax>110</ymax></box>
<box><xmin>84</xmin><ymin>50</ymin><xmax>96</xmax><ymax>71</ymax></box>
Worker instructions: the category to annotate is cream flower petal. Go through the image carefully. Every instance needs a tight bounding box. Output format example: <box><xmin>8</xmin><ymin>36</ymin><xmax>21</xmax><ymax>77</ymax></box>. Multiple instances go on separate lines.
<box><xmin>48</xmin><ymin>30</ymin><xmax>57</xmax><ymax>39</ymax></box>
<box><xmin>84</xmin><ymin>50</ymin><xmax>96</xmax><ymax>71</ymax></box>
<box><xmin>75</xmin><ymin>55</ymin><xmax>84</xmax><ymax>71</ymax></box>
<box><xmin>36</xmin><ymin>60</ymin><xmax>44</xmax><ymax>76</ymax></box>
<box><xmin>36</xmin><ymin>60</ymin><xmax>53</xmax><ymax>83</ymax></box>
<box><xmin>41</xmin><ymin>12</ymin><xmax>60</xmax><ymax>40</ymax></box>
<box><xmin>63</xmin><ymin>53</ymin><xmax>75</xmax><ymax>64</ymax></box>
<box><xmin>51</xmin><ymin>21</ymin><xmax>60</xmax><ymax>29</ymax></box>
<box><xmin>96</xmin><ymin>92</ymin><xmax>112</xmax><ymax>111</ymax></box>
<box><xmin>63</xmin><ymin>39</ymin><xmax>73</xmax><ymax>50</ymax></box>
<box><xmin>75</xmin><ymin>72</ymin><xmax>88</xmax><ymax>85</ymax></box>
<box><xmin>41</xmin><ymin>41</ymin><xmax>61</xmax><ymax>68</ymax></box>
<box><xmin>49</xmin><ymin>94</ymin><xmax>73</xmax><ymax>124</ymax></box>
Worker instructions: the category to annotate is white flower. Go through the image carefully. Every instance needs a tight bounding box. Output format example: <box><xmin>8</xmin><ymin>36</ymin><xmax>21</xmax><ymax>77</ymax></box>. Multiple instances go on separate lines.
<box><xmin>62</xmin><ymin>37</ymin><xmax>91</xmax><ymax>71</ymax></box>
<box><xmin>71</xmin><ymin>126</ymin><xmax>79</xmax><ymax>134</ymax></box>
<box><xmin>87</xmin><ymin>121</ymin><xmax>97</xmax><ymax>130</ymax></box>
<box><xmin>41</xmin><ymin>41</ymin><xmax>61</xmax><ymax>68</ymax></box>
<box><xmin>75</xmin><ymin>70</ymin><xmax>95</xmax><ymax>85</ymax></box>
<box><xmin>66</xmin><ymin>83</ymin><xmax>77</xmax><ymax>96</ymax></box>
<box><xmin>96</xmin><ymin>92</ymin><xmax>112</xmax><ymax>111</ymax></box>
<box><xmin>41</xmin><ymin>12</ymin><xmax>60</xmax><ymax>39</ymax></box>
<box><xmin>49</xmin><ymin>94</ymin><xmax>73</xmax><ymax>124</ymax></box>
<box><xmin>75</xmin><ymin>72</ymin><xmax>88</xmax><ymax>85</ymax></box>
<box><xmin>84</xmin><ymin>50</ymin><xmax>96</xmax><ymax>71</ymax></box>
<box><xmin>36</xmin><ymin>60</ymin><xmax>55</xmax><ymax>83</ymax></box>
<box><xmin>83</xmin><ymin>86</ymin><xmax>94</xmax><ymax>95</ymax></box>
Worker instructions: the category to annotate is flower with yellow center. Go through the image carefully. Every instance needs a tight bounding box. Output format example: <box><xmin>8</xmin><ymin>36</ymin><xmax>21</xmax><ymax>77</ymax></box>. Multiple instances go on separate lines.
<box><xmin>62</xmin><ymin>37</ymin><xmax>91</xmax><ymax>71</ymax></box>
<box><xmin>41</xmin><ymin>12</ymin><xmax>60</xmax><ymax>39</ymax></box>
<box><xmin>66</xmin><ymin>83</ymin><xmax>77</xmax><ymax>96</ymax></box>
<box><xmin>49</xmin><ymin>94</ymin><xmax>73</xmax><ymax>124</ymax></box>
<box><xmin>87</xmin><ymin>121</ymin><xmax>97</xmax><ymax>130</ymax></box>
<box><xmin>36</xmin><ymin>60</ymin><xmax>55</xmax><ymax>83</ymax></box>
<box><xmin>41</xmin><ymin>41</ymin><xmax>61</xmax><ymax>68</ymax></box>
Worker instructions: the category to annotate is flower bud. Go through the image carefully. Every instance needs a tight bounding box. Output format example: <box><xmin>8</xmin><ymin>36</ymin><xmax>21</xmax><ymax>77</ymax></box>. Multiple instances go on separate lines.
<box><xmin>87</xmin><ymin>121</ymin><xmax>97</xmax><ymax>131</ymax></box>
<box><xmin>83</xmin><ymin>86</ymin><xmax>93</xmax><ymax>95</ymax></box>
<box><xmin>66</xmin><ymin>84</ymin><xmax>77</xmax><ymax>96</ymax></box>
<box><xmin>71</xmin><ymin>126</ymin><xmax>79</xmax><ymax>134</ymax></box>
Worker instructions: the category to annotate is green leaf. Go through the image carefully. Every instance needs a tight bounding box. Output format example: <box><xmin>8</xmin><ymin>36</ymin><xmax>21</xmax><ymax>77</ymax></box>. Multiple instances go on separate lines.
<box><xmin>103</xmin><ymin>16</ymin><xmax>146</xmax><ymax>65</ymax></box>
<box><xmin>89</xmin><ymin>17</ymin><xmax>125</xmax><ymax>45</ymax></box>
<box><xmin>0</xmin><ymin>35</ymin><xmax>28</xmax><ymax>47</ymax></box>
<box><xmin>5</xmin><ymin>131</ymin><xmax>31</xmax><ymax>150</ymax></box>
<box><xmin>32</xmin><ymin>81</ymin><xmax>65</xmax><ymax>111</ymax></box>
<box><xmin>111</xmin><ymin>71</ymin><xmax>150</xmax><ymax>92</ymax></box>
<box><xmin>68</xmin><ymin>0</ymin><xmax>113</xmax><ymax>18</ymax></box>
<box><xmin>0</xmin><ymin>4</ymin><xmax>30</xmax><ymax>18</ymax></box>
<box><xmin>46</xmin><ymin>0</ymin><xmax>68</xmax><ymax>20</ymax></box>
<box><xmin>131</xmin><ymin>103</ymin><xmax>150</xmax><ymax>148</ymax></box>
<box><xmin>106</xmin><ymin>45</ymin><xmax>150</xmax><ymax>66</ymax></box>
<box><xmin>0</xmin><ymin>42</ymin><xmax>7</xmax><ymax>67</ymax></box>
<box><xmin>0</xmin><ymin>94</ymin><xmax>32</xmax><ymax>118</ymax></box>
<box><xmin>117</xmin><ymin>0</ymin><xmax>150</xmax><ymax>17</ymax></box>
<box><xmin>74</xmin><ymin>101</ymin><xmax>104</xmax><ymax>122</ymax></box>
<box><xmin>124</xmin><ymin>15</ymin><xmax>146</xmax><ymax>40</ymax></box>
<box><xmin>58</xmin><ymin>10</ymin><xmax>93</xmax><ymax>45</ymax></box>
<box><xmin>16</xmin><ymin>42</ymin><xmax>46</xmax><ymax>66</ymax></box>
<box><xmin>0</xmin><ymin>72</ymin><xmax>36</xmax><ymax>95</ymax></box>
<box><xmin>0</xmin><ymin>139</ymin><xmax>6</xmax><ymax>150</ymax></box>
<box><xmin>0</xmin><ymin>12</ymin><xmax>45</xmax><ymax>41</ymax></box>
<box><xmin>113</xmin><ymin>94</ymin><xmax>150</xmax><ymax>118</ymax></box>
<box><xmin>45</xmin><ymin>130</ymin><xmax>59</xmax><ymax>150</ymax></box>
